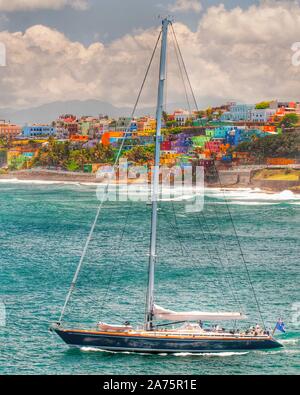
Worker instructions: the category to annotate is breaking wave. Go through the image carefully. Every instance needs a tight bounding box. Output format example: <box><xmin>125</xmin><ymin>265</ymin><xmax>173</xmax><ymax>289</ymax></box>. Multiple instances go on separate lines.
<box><xmin>79</xmin><ymin>347</ymin><xmax>250</xmax><ymax>358</ymax></box>
<box><xmin>206</xmin><ymin>188</ymin><xmax>300</xmax><ymax>204</ymax></box>
<box><xmin>172</xmin><ymin>351</ymin><xmax>249</xmax><ymax>357</ymax></box>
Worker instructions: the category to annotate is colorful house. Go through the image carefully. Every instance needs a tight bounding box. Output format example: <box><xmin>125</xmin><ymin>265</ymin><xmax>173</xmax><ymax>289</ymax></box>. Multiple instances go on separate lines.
<box><xmin>57</xmin><ymin>115</ymin><xmax>78</xmax><ymax>137</ymax></box>
<box><xmin>250</xmin><ymin>109</ymin><xmax>276</xmax><ymax>123</ymax></box>
<box><xmin>173</xmin><ymin>110</ymin><xmax>191</xmax><ymax>126</ymax></box>
<box><xmin>226</xmin><ymin>129</ymin><xmax>243</xmax><ymax>146</ymax></box>
<box><xmin>0</xmin><ymin>122</ymin><xmax>21</xmax><ymax>140</ymax></box>
<box><xmin>220</xmin><ymin>104</ymin><xmax>254</xmax><ymax>122</ymax></box>
<box><xmin>213</xmin><ymin>127</ymin><xmax>232</xmax><ymax>139</ymax></box>
<box><xmin>191</xmin><ymin>135</ymin><xmax>210</xmax><ymax>148</ymax></box>
<box><xmin>22</xmin><ymin>125</ymin><xmax>56</xmax><ymax>138</ymax></box>
<box><xmin>70</xmin><ymin>135</ymin><xmax>89</xmax><ymax>142</ymax></box>
<box><xmin>7</xmin><ymin>148</ymin><xmax>37</xmax><ymax>169</ymax></box>
<box><xmin>101</xmin><ymin>131</ymin><xmax>125</xmax><ymax>146</ymax></box>
<box><xmin>205</xmin><ymin>140</ymin><xmax>224</xmax><ymax>153</ymax></box>
<box><xmin>137</xmin><ymin>117</ymin><xmax>156</xmax><ymax>133</ymax></box>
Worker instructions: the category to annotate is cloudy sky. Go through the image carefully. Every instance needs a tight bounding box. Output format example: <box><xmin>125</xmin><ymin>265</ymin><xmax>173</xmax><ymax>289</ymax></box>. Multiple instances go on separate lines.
<box><xmin>1</xmin><ymin>0</ymin><xmax>300</xmax><ymax>112</ymax></box>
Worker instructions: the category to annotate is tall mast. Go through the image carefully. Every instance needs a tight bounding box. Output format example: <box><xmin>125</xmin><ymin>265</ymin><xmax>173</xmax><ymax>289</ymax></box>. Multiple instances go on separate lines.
<box><xmin>145</xmin><ymin>18</ymin><xmax>170</xmax><ymax>331</ymax></box>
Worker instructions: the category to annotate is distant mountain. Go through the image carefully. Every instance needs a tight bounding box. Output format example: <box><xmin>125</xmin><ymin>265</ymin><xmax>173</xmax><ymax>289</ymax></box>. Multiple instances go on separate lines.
<box><xmin>0</xmin><ymin>99</ymin><xmax>191</xmax><ymax>125</ymax></box>
<box><xmin>0</xmin><ymin>100</ymin><xmax>155</xmax><ymax>125</ymax></box>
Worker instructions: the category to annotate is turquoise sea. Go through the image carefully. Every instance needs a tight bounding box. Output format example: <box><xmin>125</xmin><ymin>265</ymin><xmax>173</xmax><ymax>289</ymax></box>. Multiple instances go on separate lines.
<box><xmin>0</xmin><ymin>182</ymin><xmax>299</xmax><ymax>375</ymax></box>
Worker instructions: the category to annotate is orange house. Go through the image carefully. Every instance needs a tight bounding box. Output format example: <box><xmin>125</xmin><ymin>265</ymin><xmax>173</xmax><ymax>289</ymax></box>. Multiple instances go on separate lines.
<box><xmin>70</xmin><ymin>135</ymin><xmax>89</xmax><ymax>142</ymax></box>
<box><xmin>0</xmin><ymin>123</ymin><xmax>21</xmax><ymax>140</ymax></box>
<box><xmin>267</xmin><ymin>158</ymin><xmax>297</xmax><ymax>166</ymax></box>
<box><xmin>102</xmin><ymin>131</ymin><xmax>124</xmax><ymax>146</ymax></box>
<box><xmin>263</xmin><ymin>126</ymin><xmax>276</xmax><ymax>133</ymax></box>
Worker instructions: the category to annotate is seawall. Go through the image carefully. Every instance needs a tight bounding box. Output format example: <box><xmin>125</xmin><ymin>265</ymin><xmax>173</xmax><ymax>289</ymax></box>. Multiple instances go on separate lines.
<box><xmin>208</xmin><ymin>167</ymin><xmax>300</xmax><ymax>192</ymax></box>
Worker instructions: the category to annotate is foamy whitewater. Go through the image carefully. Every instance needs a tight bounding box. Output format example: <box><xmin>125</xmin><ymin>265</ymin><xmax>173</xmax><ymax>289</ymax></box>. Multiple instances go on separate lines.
<box><xmin>2</xmin><ymin>178</ymin><xmax>299</xmax><ymax>205</ymax></box>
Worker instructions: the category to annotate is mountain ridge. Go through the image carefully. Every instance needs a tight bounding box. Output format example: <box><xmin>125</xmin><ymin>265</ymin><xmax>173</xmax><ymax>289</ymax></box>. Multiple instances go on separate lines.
<box><xmin>0</xmin><ymin>100</ymin><xmax>157</xmax><ymax>125</ymax></box>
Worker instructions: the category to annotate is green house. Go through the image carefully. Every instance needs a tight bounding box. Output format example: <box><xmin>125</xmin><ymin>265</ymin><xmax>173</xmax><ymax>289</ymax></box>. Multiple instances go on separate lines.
<box><xmin>192</xmin><ymin>136</ymin><xmax>210</xmax><ymax>147</ymax></box>
<box><xmin>84</xmin><ymin>164</ymin><xmax>93</xmax><ymax>173</ymax></box>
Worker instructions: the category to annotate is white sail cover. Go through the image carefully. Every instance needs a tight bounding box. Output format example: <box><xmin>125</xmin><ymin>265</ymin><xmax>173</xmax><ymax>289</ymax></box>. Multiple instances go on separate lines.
<box><xmin>153</xmin><ymin>305</ymin><xmax>247</xmax><ymax>322</ymax></box>
<box><xmin>97</xmin><ymin>322</ymin><xmax>133</xmax><ymax>332</ymax></box>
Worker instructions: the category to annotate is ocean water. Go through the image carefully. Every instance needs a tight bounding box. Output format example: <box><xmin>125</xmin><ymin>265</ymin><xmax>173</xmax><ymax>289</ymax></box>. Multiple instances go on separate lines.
<box><xmin>0</xmin><ymin>182</ymin><xmax>299</xmax><ymax>375</ymax></box>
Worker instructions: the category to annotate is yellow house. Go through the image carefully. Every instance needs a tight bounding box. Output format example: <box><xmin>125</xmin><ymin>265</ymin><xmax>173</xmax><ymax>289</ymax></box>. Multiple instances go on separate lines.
<box><xmin>137</xmin><ymin>117</ymin><xmax>157</xmax><ymax>134</ymax></box>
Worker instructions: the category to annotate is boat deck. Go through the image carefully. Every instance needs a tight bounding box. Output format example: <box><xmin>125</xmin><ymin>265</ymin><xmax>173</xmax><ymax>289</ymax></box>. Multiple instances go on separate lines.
<box><xmin>57</xmin><ymin>326</ymin><xmax>272</xmax><ymax>341</ymax></box>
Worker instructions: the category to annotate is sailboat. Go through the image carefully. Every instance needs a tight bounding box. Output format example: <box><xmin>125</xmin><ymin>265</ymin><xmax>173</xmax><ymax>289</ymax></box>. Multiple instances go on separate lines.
<box><xmin>52</xmin><ymin>18</ymin><xmax>283</xmax><ymax>353</ymax></box>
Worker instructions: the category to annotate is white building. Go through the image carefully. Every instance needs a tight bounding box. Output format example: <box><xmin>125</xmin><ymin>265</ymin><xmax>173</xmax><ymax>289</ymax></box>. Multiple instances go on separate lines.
<box><xmin>220</xmin><ymin>104</ymin><xmax>255</xmax><ymax>122</ymax></box>
<box><xmin>174</xmin><ymin>110</ymin><xmax>191</xmax><ymax>126</ymax></box>
<box><xmin>220</xmin><ymin>111</ymin><xmax>232</xmax><ymax>121</ymax></box>
<box><xmin>250</xmin><ymin>109</ymin><xmax>276</xmax><ymax>123</ymax></box>
<box><xmin>229</xmin><ymin>104</ymin><xmax>255</xmax><ymax>121</ymax></box>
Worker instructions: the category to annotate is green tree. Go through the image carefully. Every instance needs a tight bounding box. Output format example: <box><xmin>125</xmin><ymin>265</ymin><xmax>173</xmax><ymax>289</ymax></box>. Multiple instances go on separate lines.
<box><xmin>0</xmin><ymin>137</ymin><xmax>11</xmax><ymax>149</ymax></box>
<box><xmin>166</xmin><ymin>120</ymin><xmax>178</xmax><ymax>128</ymax></box>
<box><xmin>195</xmin><ymin>110</ymin><xmax>206</xmax><ymax>119</ymax></box>
<box><xmin>255</xmin><ymin>101</ymin><xmax>271</xmax><ymax>109</ymax></box>
<box><xmin>280</xmin><ymin>113</ymin><xmax>299</xmax><ymax>128</ymax></box>
<box><xmin>206</xmin><ymin>107</ymin><xmax>213</xmax><ymax>121</ymax></box>
<box><xmin>216</xmin><ymin>110</ymin><xmax>223</xmax><ymax>120</ymax></box>
<box><xmin>234</xmin><ymin>132</ymin><xmax>300</xmax><ymax>160</ymax></box>
<box><xmin>162</xmin><ymin>111</ymin><xmax>169</xmax><ymax>123</ymax></box>
<box><xmin>124</xmin><ymin>145</ymin><xmax>154</xmax><ymax>164</ymax></box>
<box><xmin>33</xmin><ymin>140</ymin><xmax>120</xmax><ymax>171</ymax></box>
<box><xmin>66</xmin><ymin>159</ymin><xmax>79</xmax><ymax>172</ymax></box>
<box><xmin>185</xmin><ymin>119</ymin><xmax>193</xmax><ymax>127</ymax></box>
<box><xmin>91</xmin><ymin>143</ymin><xmax>114</xmax><ymax>163</ymax></box>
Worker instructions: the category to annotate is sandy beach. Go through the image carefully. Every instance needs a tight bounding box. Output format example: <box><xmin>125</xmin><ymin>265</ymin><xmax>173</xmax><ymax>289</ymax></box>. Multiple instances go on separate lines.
<box><xmin>0</xmin><ymin>169</ymin><xmax>103</xmax><ymax>183</ymax></box>
<box><xmin>0</xmin><ymin>169</ymin><xmax>299</xmax><ymax>194</ymax></box>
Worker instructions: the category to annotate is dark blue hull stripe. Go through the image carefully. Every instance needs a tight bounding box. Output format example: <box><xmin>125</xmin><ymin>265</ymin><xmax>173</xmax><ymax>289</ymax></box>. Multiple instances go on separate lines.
<box><xmin>55</xmin><ymin>330</ymin><xmax>282</xmax><ymax>353</ymax></box>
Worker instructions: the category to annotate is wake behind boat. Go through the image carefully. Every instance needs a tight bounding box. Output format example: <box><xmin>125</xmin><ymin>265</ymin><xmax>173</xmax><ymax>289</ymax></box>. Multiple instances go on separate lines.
<box><xmin>51</xmin><ymin>18</ymin><xmax>283</xmax><ymax>354</ymax></box>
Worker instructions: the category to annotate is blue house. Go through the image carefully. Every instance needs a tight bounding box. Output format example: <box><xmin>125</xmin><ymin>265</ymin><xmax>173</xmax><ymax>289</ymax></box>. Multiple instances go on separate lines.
<box><xmin>226</xmin><ymin>129</ymin><xmax>242</xmax><ymax>146</ymax></box>
<box><xmin>22</xmin><ymin>125</ymin><xmax>56</xmax><ymax>138</ymax></box>
<box><xmin>130</xmin><ymin>122</ymin><xmax>137</xmax><ymax>132</ymax></box>
<box><xmin>225</xmin><ymin>128</ymin><xmax>264</xmax><ymax>146</ymax></box>
<box><xmin>213</xmin><ymin>126</ymin><xmax>233</xmax><ymax>139</ymax></box>
<box><xmin>220</xmin><ymin>104</ymin><xmax>255</xmax><ymax>122</ymax></box>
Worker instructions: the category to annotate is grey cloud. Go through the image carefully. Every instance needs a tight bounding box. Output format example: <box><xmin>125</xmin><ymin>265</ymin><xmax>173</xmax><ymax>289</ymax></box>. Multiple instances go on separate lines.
<box><xmin>168</xmin><ymin>0</ymin><xmax>202</xmax><ymax>13</ymax></box>
<box><xmin>0</xmin><ymin>0</ymin><xmax>300</xmax><ymax>112</ymax></box>
<box><xmin>0</xmin><ymin>0</ymin><xmax>89</xmax><ymax>12</ymax></box>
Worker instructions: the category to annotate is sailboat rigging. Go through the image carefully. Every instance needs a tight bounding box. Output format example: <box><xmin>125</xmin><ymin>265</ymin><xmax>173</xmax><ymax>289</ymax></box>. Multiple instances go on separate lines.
<box><xmin>51</xmin><ymin>18</ymin><xmax>283</xmax><ymax>353</ymax></box>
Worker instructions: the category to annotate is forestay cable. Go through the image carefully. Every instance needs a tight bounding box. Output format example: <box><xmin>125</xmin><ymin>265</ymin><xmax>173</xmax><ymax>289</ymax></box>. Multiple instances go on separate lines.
<box><xmin>58</xmin><ymin>30</ymin><xmax>162</xmax><ymax>323</ymax></box>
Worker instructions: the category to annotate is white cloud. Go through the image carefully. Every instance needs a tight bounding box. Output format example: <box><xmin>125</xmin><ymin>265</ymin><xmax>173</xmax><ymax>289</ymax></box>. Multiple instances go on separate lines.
<box><xmin>1</xmin><ymin>0</ymin><xmax>300</xmax><ymax>110</ymax></box>
<box><xmin>0</xmin><ymin>0</ymin><xmax>89</xmax><ymax>12</ymax></box>
<box><xmin>168</xmin><ymin>0</ymin><xmax>202</xmax><ymax>13</ymax></box>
